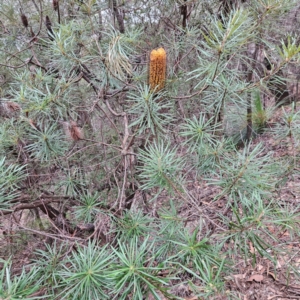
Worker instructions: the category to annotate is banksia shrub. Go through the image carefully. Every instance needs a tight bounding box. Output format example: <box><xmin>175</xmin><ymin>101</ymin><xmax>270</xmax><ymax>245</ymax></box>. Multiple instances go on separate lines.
<box><xmin>149</xmin><ymin>47</ymin><xmax>167</xmax><ymax>92</ymax></box>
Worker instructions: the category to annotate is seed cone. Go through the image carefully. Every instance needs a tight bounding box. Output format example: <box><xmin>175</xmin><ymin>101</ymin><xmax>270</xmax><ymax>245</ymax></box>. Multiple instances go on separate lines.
<box><xmin>53</xmin><ymin>0</ymin><xmax>59</xmax><ymax>11</ymax></box>
<box><xmin>21</xmin><ymin>14</ymin><xmax>29</xmax><ymax>28</ymax></box>
<box><xmin>45</xmin><ymin>15</ymin><xmax>54</xmax><ymax>40</ymax></box>
<box><xmin>149</xmin><ymin>47</ymin><xmax>167</xmax><ymax>92</ymax></box>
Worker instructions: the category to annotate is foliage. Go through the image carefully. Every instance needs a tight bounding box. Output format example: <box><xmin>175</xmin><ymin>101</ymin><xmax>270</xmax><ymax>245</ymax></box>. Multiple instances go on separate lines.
<box><xmin>138</xmin><ymin>140</ymin><xmax>185</xmax><ymax>192</ymax></box>
<box><xmin>0</xmin><ymin>157</ymin><xmax>26</xmax><ymax>210</ymax></box>
<box><xmin>57</xmin><ymin>241</ymin><xmax>113</xmax><ymax>299</ymax></box>
<box><xmin>0</xmin><ymin>258</ymin><xmax>44</xmax><ymax>299</ymax></box>
<box><xmin>109</xmin><ymin>237</ymin><xmax>172</xmax><ymax>300</ymax></box>
<box><xmin>74</xmin><ymin>192</ymin><xmax>104</xmax><ymax>223</ymax></box>
<box><xmin>209</xmin><ymin>142</ymin><xmax>277</xmax><ymax>198</ymax></box>
<box><xmin>112</xmin><ymin>209</ymin><xmax>155</xmax><ymax>240</ymax></box>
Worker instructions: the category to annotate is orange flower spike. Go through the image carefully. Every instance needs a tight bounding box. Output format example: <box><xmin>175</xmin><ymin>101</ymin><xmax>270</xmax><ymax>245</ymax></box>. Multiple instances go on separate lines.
<box><xmin>149</xmin><ymin>47</ymin><xmax>167</xmax><ymax>92</ymax></box>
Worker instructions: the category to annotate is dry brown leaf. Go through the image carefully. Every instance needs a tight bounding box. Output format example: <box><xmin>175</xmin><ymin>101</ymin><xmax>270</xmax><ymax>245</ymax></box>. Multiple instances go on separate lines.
<box><xmin>233</xmin><ymin>273</ymin><xmax>246</xmax><ymax>280</ymax></box>
<box><xmin>267</xmin><ymin>226</ymin><xmax>276</xmax><ymax>233</ymax></box>
<box><xmin>247</xmin><ymin>274</ymin><xmax>264</xmax><ymax>282</ymax></box>
<box><xmin>63</xmin><ymin>121</ymin><xmax>84</xmax><ymax>141</ymax></box>
<box><xmin>276</xmin><ymin>259</ymin><xmax>282</xmax><ymax>269</ymax></box>
<box><xmin>257</xmin><ymin>264</ymin><xmax>265</xmax><ymax>274</ymax></box>
<box><xmin>257</xmin><ymin>264</ymin><xmax>263</xmax><ymax>271</ymax></box>
<box><xmin>249</xmin><ymin>241</ymin><xmax>255</xmax><ymax>254</ymax></box>
<box><xmin>2</xmin><ymin>101</ymin><xmax>21</xmax><ymax>117</ymax></box>
<box><xmin>6</xmin><ymin>101</ymin><xmax>21</xmax><ymax>111</ymax></box>
<box><xmin>282</xmin><ymin>230</ymin><xmax>290</xmax><ymax>236</ymax></box>
<box><xmin>267</xmin><ymin>271</ymin><xmax>276</xmax><ymax>280</ymax></box>
<box><xmin>29</xmin><ymin>119</ymin><xmax>39</xmax><ymax>130</ymax></box>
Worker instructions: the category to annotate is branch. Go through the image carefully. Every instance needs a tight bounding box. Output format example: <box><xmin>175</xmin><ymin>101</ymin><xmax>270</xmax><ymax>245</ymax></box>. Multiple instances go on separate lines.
<box><xmin>1</xmin><ymin>198</ymin><xmax>63</xmax><ymax>215</ymax></box>
<box><xmin>112</xmin><ymin>0</ymin><xmax>125</xmax><ymax>33</ymax></box>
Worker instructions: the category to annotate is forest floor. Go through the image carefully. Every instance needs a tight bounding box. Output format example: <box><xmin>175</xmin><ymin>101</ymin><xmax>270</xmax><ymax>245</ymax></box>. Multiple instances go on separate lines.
<box><xmin>175</xmin><ymin>103</ymin><xmax>300</xmax><ymax>300</ymax></box>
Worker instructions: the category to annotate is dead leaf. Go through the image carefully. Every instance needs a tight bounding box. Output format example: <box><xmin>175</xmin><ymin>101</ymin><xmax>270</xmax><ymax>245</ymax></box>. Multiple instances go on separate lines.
<box><xmin>276</xmin><ymin>260</ymin><xmax>282</xmax><ymax>269</ymax></box>
<box><xmin>282</xmin><ymin>230</ymin><xmax>290</xmax><ymax>236</ymax></box>
<box><xmin>257</xmin><ymin>264</ymin><xmax>265</xmax><ymax>274</ymax></box>
<box><xmin>249</xmin><ymin>241</ymin><xmax>255</xmax><ymax>254</ymax></box>
<box><xmin>6</xmin><ymin>101</ymin><xmax>20</xmax><ymax>111</ymax></box>
<box><xmin>268</xmin><ymin>272</ymin><xmax>276</xmax><ymax>280</ymax></box>
<box><xmin>63</xmin><ymin>121</ymin><xmax>84</xmax><ymax>141</ymax></box>
<box><xmin>233</xmin><ymin>274</ymin><xmax>246</xmax><ymax>280</ymax></box>
<box><xmin>247</xmin><ymin>274</ymin><xmax>264</xmax><ymax>282</ymax></box>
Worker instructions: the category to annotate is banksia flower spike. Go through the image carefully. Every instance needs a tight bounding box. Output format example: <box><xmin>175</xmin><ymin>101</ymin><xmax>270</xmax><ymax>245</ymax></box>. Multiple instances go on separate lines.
<box><xmin>149</xmin><ymin>47</ymin><xmax>167</xmax><ymax>92</ymax></box>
